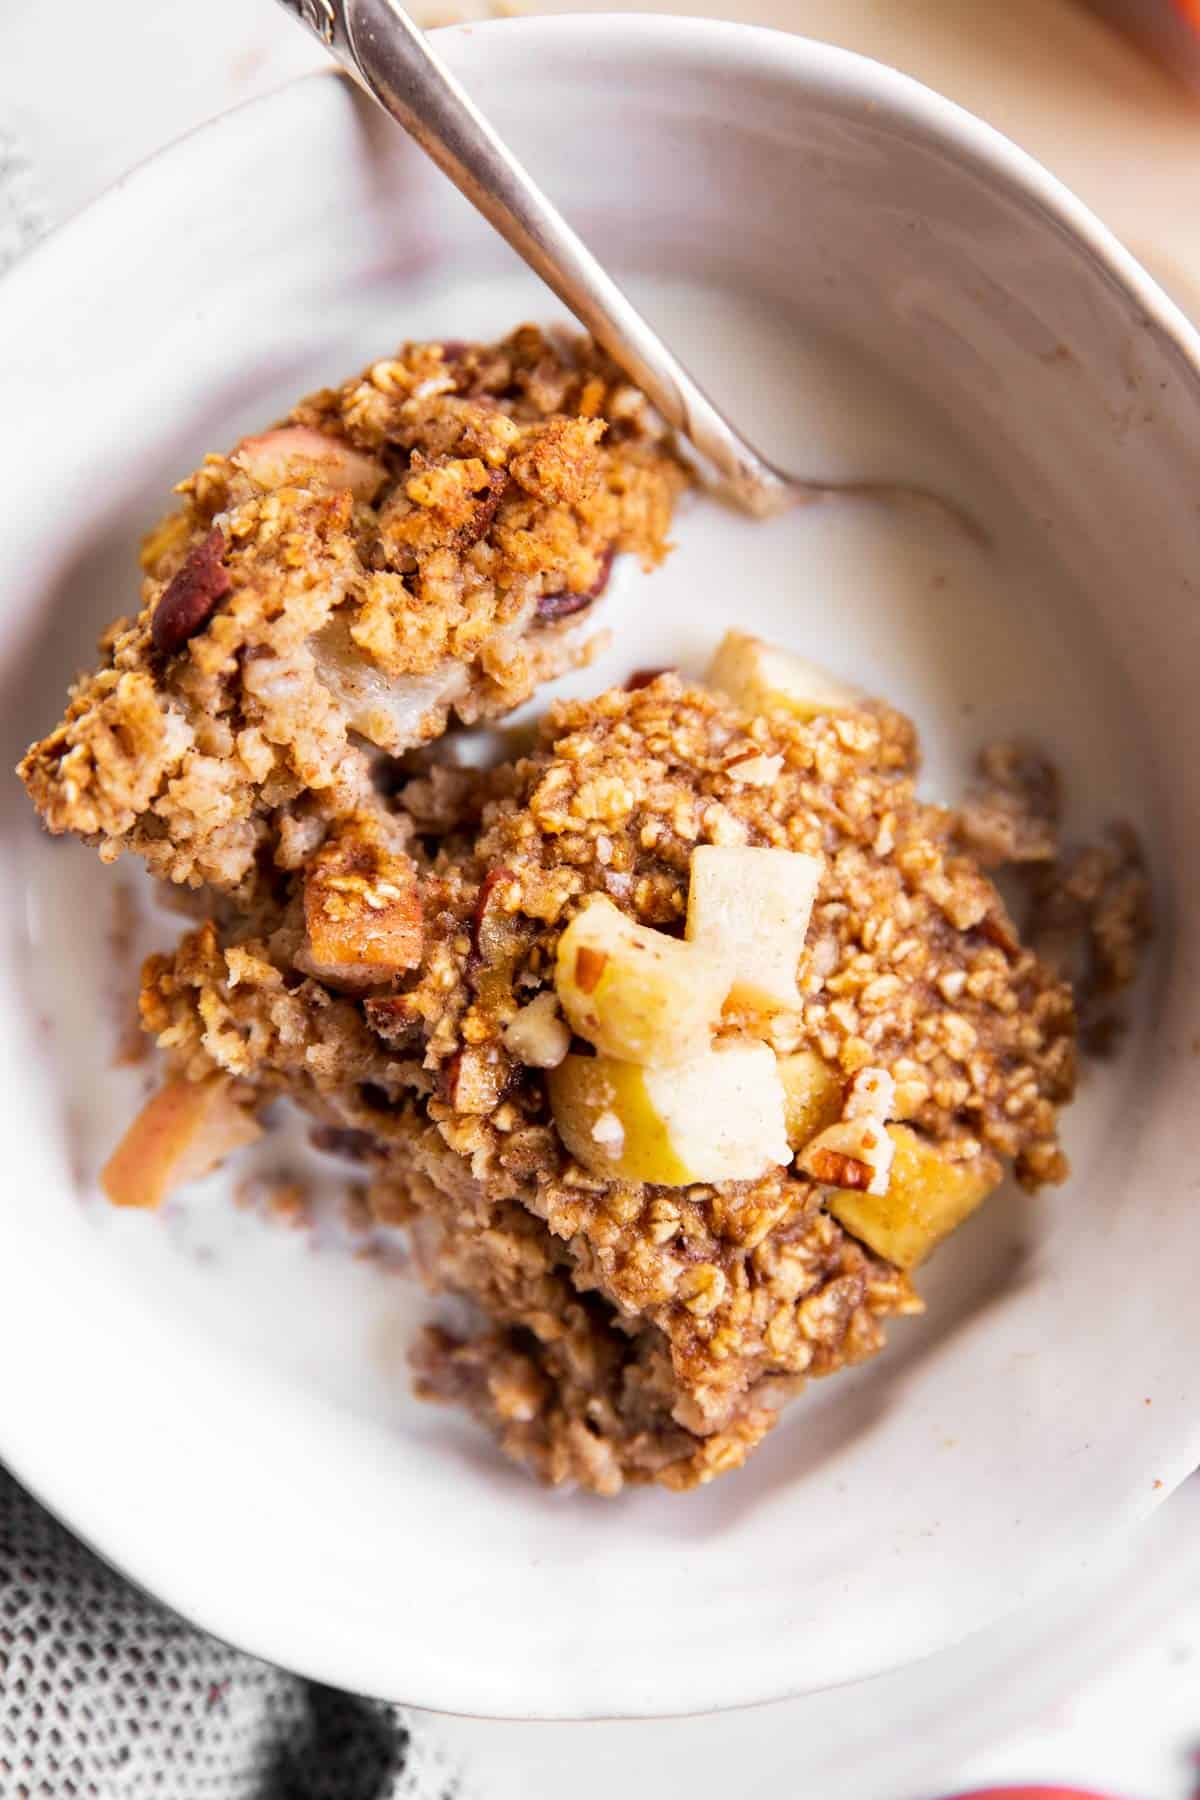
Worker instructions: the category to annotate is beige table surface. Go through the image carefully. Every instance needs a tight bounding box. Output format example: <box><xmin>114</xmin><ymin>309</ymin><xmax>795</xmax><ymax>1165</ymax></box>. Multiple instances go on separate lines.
<box><xmin>8</xmin><ymin>0</ymin><xmax>1200</xmax><ymax>303</ymax></box>
<box><xmin>541</xmin><ymin>0</ymin><xmax>1200</xmax><ymax>297</ymax></box>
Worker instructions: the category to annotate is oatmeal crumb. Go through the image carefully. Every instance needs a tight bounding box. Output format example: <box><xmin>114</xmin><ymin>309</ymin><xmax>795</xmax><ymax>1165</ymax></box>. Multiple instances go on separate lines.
<box><xmin>959</xmin><ymin>745</ymin><xmax>1152</xmax><ymax>1061</ymax></box>
<box><xmin>235</xmin><ymin>1171</ymin><xmax>313</xmax><ymax>1230</ymax></box>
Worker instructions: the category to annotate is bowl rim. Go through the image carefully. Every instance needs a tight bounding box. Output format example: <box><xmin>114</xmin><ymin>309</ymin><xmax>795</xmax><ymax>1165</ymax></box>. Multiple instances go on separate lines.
<box><xmin>4</xmin><ymin>10</ymin><xmax>1200</xmax><ymax>1719</ymax></box>
<box><xmin>7</xmin><ymin>11</ymin><xmax>1200</xmax><ymax>393</ymax></box>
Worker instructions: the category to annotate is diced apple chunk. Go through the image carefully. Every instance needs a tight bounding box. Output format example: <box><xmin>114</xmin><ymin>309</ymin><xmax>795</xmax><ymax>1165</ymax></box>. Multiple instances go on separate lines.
<box><xmin>685</xmin><ymin>846</ymin><xmax>822</xmax><ymax>1012</ymax></box>
<box><xmin>301</xmin><ymin>817</ymin><xmax>422</xmax><ymax>991</ymax></box>
<box><xmin>548</xmin><ymin>1042</ymin><xmax>791</xmax><ymax>1185</ymax></box>
<box><xmin>311</xmin><ymin>618</ymin><xmax>470</xmax><ymax>755</ymax></box>
<box><xmin>776</xmin><ymin>1049</ymin><xmax>845</xmax><ymax>1150</ymax></box>
<box><xmin>706</xmin><ymin>630</ymin><xmax>861</xmax><ymax>722</ymax></box>
<box><xmin>554</xmin><ymin>895</ymin><xmax>729</xmax><ymax>1066</ymax></box>
<box><xmin>101</xmin><ymin>1074</ymin><xmax>262</xmax><ymax>1210</ymax></box>
<box><xmin>232</xmin><ymin>426</ymin><xmax>386</xmax><ymax>503</ymax></box>
<box><xmin>825</xmin><ymin>1125</ymin><xmax>1001</xmax><ymax>1269</ymax></box>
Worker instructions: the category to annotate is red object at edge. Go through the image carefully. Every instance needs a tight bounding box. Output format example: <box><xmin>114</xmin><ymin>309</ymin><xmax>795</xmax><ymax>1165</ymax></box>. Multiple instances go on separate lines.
<box><xmin>943</xmin><ymin>1788</ymin><xmax>1132</xmax><ymax>1800</ymax></box>
<box><xmin>1082</xmin><ymin>0</ymin><xmax>1200</xmax><ymax>90</ymax></box>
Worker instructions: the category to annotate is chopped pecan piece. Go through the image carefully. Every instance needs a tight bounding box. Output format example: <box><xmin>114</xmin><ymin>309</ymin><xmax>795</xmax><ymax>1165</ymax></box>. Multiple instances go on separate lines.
<box><xmin>806</xmin><ymin>1146</ymin><xmax>874</xmax><ymax>1191</ymax></box>
<box><xmin>309</xmin><ymin>1124</ymin><xmax>380</xmax><ymax>1161</ymax></box>
<box><xmin>460</xmin><ymin>467</ymin><xmax>509</xmax><ymax>547</ymax></box>
<box><xmin>799</xmin><ymin>1068</ymin><xmax>896</xmax><ymax>1196</ymax></box>
<box><xmin>536</xmin><ymin>545</ymin><xmax>615</xmax><ymax>622</ymax></box>
<box><xmin>150</xmin><ymin>529</ymin><xmax>231</xmax><ymax>657</ymax></box>
<box><xmin>978</xmin><ymin>910</ymin><xmax>1020</xmax><ymax>956</ymax></box>
<box><xmin>503</xmin><ymin>991</ymin><xmax>570</xmax><ymax>1069</ymax></box>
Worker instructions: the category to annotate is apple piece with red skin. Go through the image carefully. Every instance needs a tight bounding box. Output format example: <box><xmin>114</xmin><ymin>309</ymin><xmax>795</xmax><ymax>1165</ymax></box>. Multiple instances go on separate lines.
<box><xmin>101</xmin><ymin>1075</ymin><xmax>261</xmax><ymax>1209</ymax></box>
<box><xmin>232</xmin><ymin>425</ymin><xmax>387</xmax><ymax>502</ymax></box>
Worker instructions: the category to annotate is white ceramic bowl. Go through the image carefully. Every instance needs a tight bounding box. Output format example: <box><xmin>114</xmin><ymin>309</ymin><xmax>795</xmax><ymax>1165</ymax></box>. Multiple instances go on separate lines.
<box><xmin>1</xmin><ymin>16</ymin><xmax>1199</xmax><ymax>1720</ymax></box>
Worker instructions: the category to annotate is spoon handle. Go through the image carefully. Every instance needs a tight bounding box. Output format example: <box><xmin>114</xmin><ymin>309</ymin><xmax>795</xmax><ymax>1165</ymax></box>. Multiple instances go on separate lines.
<box><xmin>273</xmin><ymin>0</ymin><xmax>789</xmax><ymax>514</ymax></box>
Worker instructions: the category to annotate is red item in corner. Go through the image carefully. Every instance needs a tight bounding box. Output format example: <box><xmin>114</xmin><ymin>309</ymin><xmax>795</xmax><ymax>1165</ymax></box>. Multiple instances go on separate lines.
<box><xmin>1083</xmin><ymin>0</ymin><xmax>1200</xmax><ymax>89</ymax></box>
<box><xmin>944</xmin><ymin>1788</ymin><xmax>1129</xmax><ymax>1800</ymax></box>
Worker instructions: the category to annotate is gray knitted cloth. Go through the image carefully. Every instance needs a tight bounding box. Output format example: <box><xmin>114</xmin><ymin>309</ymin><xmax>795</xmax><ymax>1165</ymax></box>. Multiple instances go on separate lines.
<box><xmin>0</xmin><ymin>1468</ymin><xmax>460</xmax><ymax>1799</ymax></box>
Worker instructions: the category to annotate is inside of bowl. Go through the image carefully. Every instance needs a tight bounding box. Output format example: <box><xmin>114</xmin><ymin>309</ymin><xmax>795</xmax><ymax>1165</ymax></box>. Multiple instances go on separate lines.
<box><xmin>1</xmin><ymin>26</ymin><xmax>1196</xmax><ymax>1715</ymax></box>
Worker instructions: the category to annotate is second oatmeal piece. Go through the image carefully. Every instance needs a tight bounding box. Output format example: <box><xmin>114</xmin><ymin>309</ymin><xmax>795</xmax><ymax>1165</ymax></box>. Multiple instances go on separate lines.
<box><xmin>19</xmin><ymin>328</ymin><xmax>688</xmax><ymax>899</ymax></box>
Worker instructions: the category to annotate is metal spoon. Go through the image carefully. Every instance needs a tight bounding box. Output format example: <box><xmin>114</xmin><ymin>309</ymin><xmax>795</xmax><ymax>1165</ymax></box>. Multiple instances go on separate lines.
<box><xmin>275</xmin><ymin>0</ymin><xmax>976</xmax><ymax>533</ymax></box>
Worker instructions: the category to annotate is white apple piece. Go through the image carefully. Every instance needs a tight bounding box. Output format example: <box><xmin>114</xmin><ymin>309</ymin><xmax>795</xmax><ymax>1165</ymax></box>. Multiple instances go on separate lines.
<box><xmin>310</xmin><ymin>616</ymin><xmax>471</xmax><ymax>756</ymax></box>
<box><xmin>685</xmin><ymin>845</ymin><xmax>823</xmax><ymax>1012</ymax></box>
<box><xmin>554</xmin><ymin>894</ymin><xmax>730</xmax><ymax>1066</ymax></box>
<box><xmin>549</xmin><ymin>1040</ymin><xmax>792</xmax><ymax>1185</ymax></box>
<box><xmin>706</xmin><ymin>629</ymin><xmax>861</xmax><ymax>721</ymax></box>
